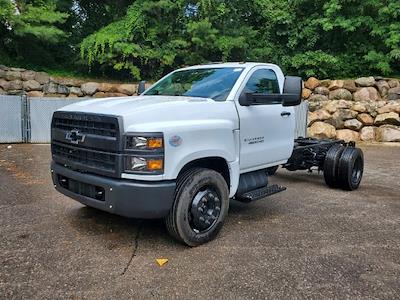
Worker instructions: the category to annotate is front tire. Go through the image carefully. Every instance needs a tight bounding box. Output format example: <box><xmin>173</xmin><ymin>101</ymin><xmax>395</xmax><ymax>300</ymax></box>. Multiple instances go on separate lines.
<box><xmin>165</xmin><ymin>168</ymin><xmax>229</xmax><ymax>246</ymax></box>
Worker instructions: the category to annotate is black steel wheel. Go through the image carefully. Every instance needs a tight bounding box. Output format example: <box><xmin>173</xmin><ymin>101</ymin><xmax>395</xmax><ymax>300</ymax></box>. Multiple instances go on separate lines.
<box><xmin>337</xmin><ymin>147</ymin><xmax>364</xmax><ymax>191</ymax></box>
<box><xmin>165</xmin><ymin>168</ymin><xmax>229</xmax><ymax>246</ymax></box>
<box><xmin>323</xmin><ymin>144</ymin><xmax>345</xmax><ymax>188</ymax></box>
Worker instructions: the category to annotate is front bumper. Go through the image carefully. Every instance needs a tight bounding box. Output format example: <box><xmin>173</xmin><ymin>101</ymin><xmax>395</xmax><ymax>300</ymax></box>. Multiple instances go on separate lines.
<box><xmin>51</xmin><ymin>161</ymin><xmax>176</xmax><ymax>219</ymax></box>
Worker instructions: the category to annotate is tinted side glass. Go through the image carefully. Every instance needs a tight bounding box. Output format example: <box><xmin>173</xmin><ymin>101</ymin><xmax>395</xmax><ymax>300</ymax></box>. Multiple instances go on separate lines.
<box><xmin>244</xmin><ymin>69</ymin><xmax>280</xmax><ymax>94</ymax></box>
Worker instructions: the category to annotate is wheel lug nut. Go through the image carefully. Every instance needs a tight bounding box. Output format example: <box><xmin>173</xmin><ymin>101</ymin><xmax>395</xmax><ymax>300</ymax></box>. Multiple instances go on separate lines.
<box><xmin>215</xmin><ymin>206</ymin><xmax>220</xmax><ymax>211</ymax></box>
<box><xmin>198</xmin><ymin>207</ymin><xmax>203</xmax><ymax>212</ymax></box>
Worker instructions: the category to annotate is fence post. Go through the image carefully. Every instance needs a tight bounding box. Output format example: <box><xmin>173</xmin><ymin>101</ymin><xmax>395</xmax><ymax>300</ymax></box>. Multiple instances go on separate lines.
<box><xmin>20</xmin><ymin>95</ymin><xmax>31</xmax><ymax>143</ymax></box>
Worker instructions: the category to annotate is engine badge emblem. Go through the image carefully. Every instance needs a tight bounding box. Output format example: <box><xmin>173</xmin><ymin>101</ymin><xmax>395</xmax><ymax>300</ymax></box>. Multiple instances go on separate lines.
<box><xmin>169</xmin><ymin>135</ymin><xmax>182</xmax><ymax>147</ymax></box>
<box><xmin>65</xmin><ymin>129</ymin><xmax>86</xmax><ymax>144</ymax></box>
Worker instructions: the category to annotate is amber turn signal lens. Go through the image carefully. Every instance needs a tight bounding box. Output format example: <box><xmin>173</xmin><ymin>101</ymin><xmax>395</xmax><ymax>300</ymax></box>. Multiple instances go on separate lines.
<box><xmin>147</xmin><ymin>159</ymin><xmax>163</xmax><ymax>170</ymax></box>
<box><xmin>147</xmin><ymin>138</ymin><xmax>163</xmax><ymax>149</ymax></box>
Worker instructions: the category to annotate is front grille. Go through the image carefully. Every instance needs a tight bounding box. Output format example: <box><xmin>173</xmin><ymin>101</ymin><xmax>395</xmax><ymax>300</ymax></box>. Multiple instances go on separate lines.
<box><xmin>52</xmin><ymin>112</ymin><xmax>118</xmax><ymax>137</ymax></box>
<box><xmin>51</xmin><ymin>111</ymin><xmax>122</xmax><ymax>177</ymax></box>
<box><xmin>52</xmin><ymin>142</ymin><xmax>117</xmax><ymax>173</ymax></box>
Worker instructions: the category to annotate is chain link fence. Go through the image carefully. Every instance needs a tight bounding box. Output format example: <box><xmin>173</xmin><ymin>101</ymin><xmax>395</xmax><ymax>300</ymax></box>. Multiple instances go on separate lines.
<box><xmin>0</xmin><ymin>95</ymin><xmax>308</xmax><ymax>143</ymax></box>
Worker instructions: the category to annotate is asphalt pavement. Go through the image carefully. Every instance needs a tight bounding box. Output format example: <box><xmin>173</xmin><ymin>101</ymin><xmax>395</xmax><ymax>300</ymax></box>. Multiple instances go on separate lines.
<box><xmin>0</xmin><ymin>144</ymin><xmax>399</xmax><ymax>299</ymax></box>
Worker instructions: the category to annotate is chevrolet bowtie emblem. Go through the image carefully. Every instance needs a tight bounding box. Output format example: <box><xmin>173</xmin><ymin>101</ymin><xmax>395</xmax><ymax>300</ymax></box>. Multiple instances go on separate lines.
<box><xmin>65</xmin><ymin>129</ymin><xmax>85</xmax><ymax>144</ymax></box>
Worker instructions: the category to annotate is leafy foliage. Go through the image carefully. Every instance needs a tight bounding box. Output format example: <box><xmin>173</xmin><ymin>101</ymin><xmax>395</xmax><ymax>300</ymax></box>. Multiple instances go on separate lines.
<box><xmin>1</xmin><ymin>0</ymin><xmax>399</xmax><ymax>80</ymax></box>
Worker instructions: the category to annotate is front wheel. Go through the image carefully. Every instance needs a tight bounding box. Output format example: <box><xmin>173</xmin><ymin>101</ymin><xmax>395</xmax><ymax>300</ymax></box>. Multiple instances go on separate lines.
<box><xmin>165</xmin><ymin>168</ymin><xmax>229</xmax><ymax>246</ymax></box>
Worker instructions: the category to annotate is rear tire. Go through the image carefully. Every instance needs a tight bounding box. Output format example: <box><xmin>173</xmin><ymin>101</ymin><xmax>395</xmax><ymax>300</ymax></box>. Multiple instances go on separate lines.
<box><xmin>323</xmin><ymin>144</ymin><xmax>345</xmax><ymax>188</ymax></box>
<box><xmin>165</xmin><ymin>168</ymin><xmax>229</xmax><ymax>246</ymax></box>
<box><xmin>337</xmin><ymin>147</ymin><xmax>364</xmax><ymax>191</ymax></box>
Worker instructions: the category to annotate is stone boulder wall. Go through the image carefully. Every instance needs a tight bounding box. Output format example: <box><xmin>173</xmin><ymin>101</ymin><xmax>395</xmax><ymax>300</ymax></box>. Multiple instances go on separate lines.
<box><xmin>0</xmin><ymin>65</ymin><xmax>138</xmax><ymax>98</ymax></box>
<box><xmin>1</xmin><ymin>65</ymin><xmax>400</xmax><ymax>143</ymax></box>
<box><xmin>303</xmin><ymin>76</ymin><xmax>400</xmax><ymax>142</ymax></box>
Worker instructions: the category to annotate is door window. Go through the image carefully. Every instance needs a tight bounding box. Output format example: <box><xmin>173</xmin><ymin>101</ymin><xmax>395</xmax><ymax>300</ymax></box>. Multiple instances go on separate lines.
<box><xmin>243</xmin><ymin>69</ymin><xmax>280</xmax><ymax>94</ymax></box>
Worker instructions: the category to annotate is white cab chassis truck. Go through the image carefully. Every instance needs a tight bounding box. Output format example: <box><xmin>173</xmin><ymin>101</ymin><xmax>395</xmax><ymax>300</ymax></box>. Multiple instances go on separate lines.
<box><xmin>51</xmin><ymin>63</ymin><xmax>364</xmax><ymax>246</ymax></box>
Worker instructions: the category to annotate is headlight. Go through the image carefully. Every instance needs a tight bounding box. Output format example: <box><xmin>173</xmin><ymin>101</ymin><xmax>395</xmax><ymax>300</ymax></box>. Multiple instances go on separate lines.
<box><xmin>124</xmin><ymin>133</ymin><xmax>164</xmax><ymax>174</ymax></box>
<box><xmin>125</xmin><ymin>156</ymin><xmax>164</xmax><ymax>173</ymax></box>
<box><xmin>125</xmin><ymin>135</ymin><xmax>163</xmax><ymax>150</ymax></box>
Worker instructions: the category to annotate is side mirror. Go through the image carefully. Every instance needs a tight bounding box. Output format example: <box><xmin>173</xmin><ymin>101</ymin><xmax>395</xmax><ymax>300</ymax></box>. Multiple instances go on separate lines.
<box><xmin>239</xmin><ymin>92</ymin><xmax>253</xmax><ymax>106</ymax></box>
<box><xmin>138</xmin><ymin>81</ymin><xmax>146</xmax><ymax>95</ymax></box>
<box><xmin>282</xmin><ymin>76</ymin><xmax>302</xmax><ymax>106</ymax></box>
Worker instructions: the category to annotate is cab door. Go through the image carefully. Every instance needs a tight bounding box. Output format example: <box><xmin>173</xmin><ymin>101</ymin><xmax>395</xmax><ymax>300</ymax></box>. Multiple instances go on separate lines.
<box><xmin>235</xmin><ymin>67</ymin><xmax>295</xmax><ymax>173</ymax></box>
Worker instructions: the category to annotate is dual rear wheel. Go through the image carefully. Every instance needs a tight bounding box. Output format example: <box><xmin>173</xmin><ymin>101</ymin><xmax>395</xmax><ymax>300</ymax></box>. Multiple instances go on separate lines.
<box><xmin>324</xmin><ymin>145</ymin><xmax>364</xmax><ymax>190</ymax></box>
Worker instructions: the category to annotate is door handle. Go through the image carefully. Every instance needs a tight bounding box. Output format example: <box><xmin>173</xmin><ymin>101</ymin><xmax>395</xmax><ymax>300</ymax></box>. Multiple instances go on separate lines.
<box><xmin>281</xmin><ymin>111</ymin><xmax>291</xmax><ymax>117</ymax></box>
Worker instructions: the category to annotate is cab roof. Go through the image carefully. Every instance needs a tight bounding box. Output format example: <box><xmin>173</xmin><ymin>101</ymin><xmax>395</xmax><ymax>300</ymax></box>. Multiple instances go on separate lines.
<box><xmin>180</xmin><ymin>62</ymin><xmax>280</xmax><ymax>71</ymax></box>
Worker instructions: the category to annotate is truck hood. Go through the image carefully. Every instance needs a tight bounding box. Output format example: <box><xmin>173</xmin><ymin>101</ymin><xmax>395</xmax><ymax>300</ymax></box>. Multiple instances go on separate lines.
<box><xmin>60</xmin><ymin>95</ymin><xmax>239</xmax><ymax>132</ymax></box>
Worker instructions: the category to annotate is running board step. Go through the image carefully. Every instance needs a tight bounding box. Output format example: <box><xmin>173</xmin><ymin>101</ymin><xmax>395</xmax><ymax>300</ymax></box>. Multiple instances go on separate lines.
<box><xmin>235</xmin><ymin>184</ymin><xmax>287</xmax><ymax>203</ymax></box>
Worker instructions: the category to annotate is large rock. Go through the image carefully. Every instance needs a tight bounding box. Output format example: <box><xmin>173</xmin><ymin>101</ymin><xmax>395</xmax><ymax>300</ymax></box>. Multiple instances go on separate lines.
<box><xmin>355</xmin><ymin>76</ymin><xmax>375</xmax><ymax>87</ymax></box>
<box><xmin>377</xmin><ymin>102</ymin><xmax>400</xmax><ymax>114</ymax></box>
<box><xmin>103</xmin><ymin>92</ymin><xmax>127</xmax><ymax>97</ymax></box>
<box><xmin>43</xmin><ymin>82</ymin><xmax>58</xmax><ymax>94</ymax></box>
<box><xmin>357</xmin><ymin>113</ymin><xmax>374</xmax><ymax>125</ymax></box>
<box><xmin>304</xmin><ymin>77</ymin><xmax>320</xmax><ymax>90</ymax></box>
<box><xmin>0</xmin><ymin>68</ymin><xmax>5</xmax><ymax>78</ymax></box>
<box><xmin>69</xmin><ymin>87</ymin><xmax>83</xmax><ymax>97</ymax></box>
<box><xmin>343</xmin><ymin>80</ymin><xmax>357</xmax><ymax>92</ymax></box>
<box><xmin>21</xmin><ymin>71</ymin><xmax>36</xmax><ymax>81</ymax></box>
<box><xmin>307</xmin><ymin>122</ymin><xmax>336</xmax><ymax>139</ymax></box>
<box><xmin>376</xmin><ymin>125</ymin><xmax>400</xmax><ymax>142</ymax></box>
<box><xmin>22</xmin><ymin>80</ymin><xmax>41</xmax><ymax>91</ymax></box>
<box><xmin>8</xmin><ymin>80</ymin><xmax>23</xmax><ymax>90</ymax></box>
<box><xmin>308</xmin><ymin>94</ymin><xmax>329</xmax><ymax>103</ymax></box>
<box><xmin>98</xmin><ymin>83</ymin><xmax>118</xmax><ymax>93</ymax></box>
<box><xmin>0</xmin><ymin>87</ymin><xmax>5</xmax><ymax>95</ymax></box>
<box><xmin>0</xmin><ymin>79</ymin><xmax>10</xmax><ymax>90</ymax></box>
<box><xmin>329</xmin><ymin>88</ymin><xmax>352</xmax><ymax>100</ymax></box>
<box><xmin>328</xmin><ymin>80</ymin><xmax>344</xmax><ymax>91</ymax></box>
<box><xmin>344</xmin><ymin>119</ymin><xmax>363</xmax><ymax>131</ymax></box>
<box><xmin>27</xmin><ymin>91</ymin><xmax>44</xmax><ymax>97</ymax></box>
<box><xmin>34</xmin><ymin>72</ymin><xmax>50</xmax><ymax>84</ymax></box>
<box><xmin>336</xmin><ymin>129</ymin><xmax>359</xmax><ymax>142</ymax></box>
<box><xmin>374</xmin><ymin>112</ymin><xmax>400</xmax><ymax>126</ymax></box>
<box><xmin>302</xmin><ymin>88</ymin><xmax>312</xmax><ymax>99</ymax></box>
<box><xmin>319</xmin><ymin>79</ymin><xmax>331</xmax><ymax>88</ymax></box>
<box><xmin>324</xmin><ymin>100</ymin><xmax>352</xmax><ymax>113</ymax></box>
<box><xmin>353</xmin><ymin>87</ymin><xmax>380</xmax><ymax>102</ymax></box>
<box><xmin>388</xmin><ymin>87</ymin><xmax>400</xmax><ymax>100</ymax></box>
<box><xmin>4</xmin><ymin>70</ymin><xmax>21</xmax><ymax>81</ymax></box>
<box><xmin>10</xmin><ymin>67</ymin><xmax>25</xmax><ymax>72</ymax></box>
<box><xmin>360</xmin><ymin>126</ymin><xmax>377</xmax><ymax>141</ymax></box>
<box><xmin>94</xmin><ymin>92</ymin><xmax>106</xmax><ymax>98</ymax></box>
<box><xmin>375</xmin><ymin>80</ymin><xmax>390</xmax><ymax>97</ymax></box>
<box><xmin>117</xmin><ymin>84</ymin><xmax>137</xmax><ymax>95</ymax></box>
<box><xmin>53</xmin><ymin>77</ymin><xmax>84</xmax><ymax>86</ymax></box>
<box><xmin>308</xmin><ymin>101</ymin><xmax>322</xmax><ymax>112</ymax></box>
<box><xmin>44</xmin><ymin>93</ymin><xmax>66</xmax><ymax>98</ymax></box>
<box><xmin>387</xmin><ymin>79</ymin><xmax>399</xmax><ymax>88</ymax></box>
<box><xmin>314</xmin><ymin>86</ymin><xmax>329</xmax><ymax>96</ymax></box>
<box><xmin>308</xmin><ymin>109</ymin><xmax>331</xmax><ymax>126</ymax></box>
<box><xmin>351</xmin><ymin>102</ymin><xmax>367</xmax><ymax>112</ymax></box>
<box><xmin>81</xmin><ymin>82</ymin><xmax>99</xmax><ymax>95</ymax></box>
<box><xmin>57</xmin><ymin>85</ymin><xmax>70</xmax><ymax>95</ymax></box>
<box><xmin>329</xmin><ymin>109</ymin><xmax>358</xmax><ymax>129</ymax></box>
<box><xmin>365</xmin><ymin>100</ymin><xmax>387</xmax><ymax>117</ymax></box>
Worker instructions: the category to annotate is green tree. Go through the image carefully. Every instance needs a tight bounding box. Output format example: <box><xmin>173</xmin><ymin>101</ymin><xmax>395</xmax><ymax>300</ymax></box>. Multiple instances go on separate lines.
<box><xmin>0</xmin><ymin>0</ymin><xmax>69</xmax><ymax>67</ymax></box>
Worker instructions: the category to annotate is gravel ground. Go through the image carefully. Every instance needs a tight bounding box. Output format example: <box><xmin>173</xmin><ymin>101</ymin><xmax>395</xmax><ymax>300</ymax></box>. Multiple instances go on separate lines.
<box><xmin>0</xmin><ymin>144</ymin><xmax>399</xmax><ymax>299</ymax></box>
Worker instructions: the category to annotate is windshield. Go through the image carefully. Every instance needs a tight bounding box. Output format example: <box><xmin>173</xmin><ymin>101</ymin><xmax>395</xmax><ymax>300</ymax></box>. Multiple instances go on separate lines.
<box><xmin>144</xmin><ymin>67</ymin><xmax>244</xmax><ymax>101</ymax></box>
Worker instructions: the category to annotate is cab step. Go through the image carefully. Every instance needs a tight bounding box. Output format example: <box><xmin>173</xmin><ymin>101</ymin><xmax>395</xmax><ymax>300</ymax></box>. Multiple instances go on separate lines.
<box><xmin>235</xmin><ymin>184</ymin><xmax>287</xmax><ymax>203</ymax></box>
